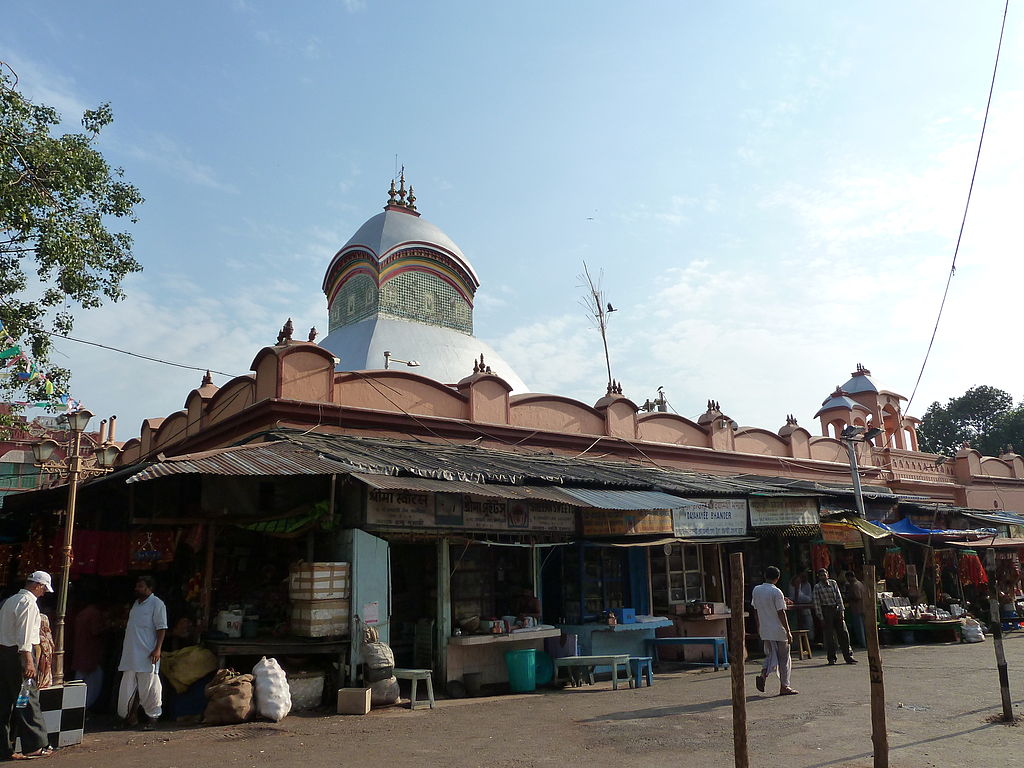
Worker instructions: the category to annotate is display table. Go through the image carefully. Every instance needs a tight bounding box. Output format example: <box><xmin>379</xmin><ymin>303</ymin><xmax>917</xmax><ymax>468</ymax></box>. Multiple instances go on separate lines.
<box><xmin>205</xmin><ymin>636</ymin><xmax>349</xmax><ymax>669</ymax></box>
<box><xmin>881</xmin><ymin>619</ymin><xmax>962</xmax><ymax>644</ymax></box>
<box><xmin>662</xmin><ymin>611</ymin><xmax>747</xmax><ymax>664</ymax></box>
<box><xmin>554</xmin><ymin>620</ymin><xmax>671</xmax><ymax>676</ymax></box>
<box><xmin>446</xmin><ymin>627</ymin><xmax>559</xmax><ymax>686</ymax></box>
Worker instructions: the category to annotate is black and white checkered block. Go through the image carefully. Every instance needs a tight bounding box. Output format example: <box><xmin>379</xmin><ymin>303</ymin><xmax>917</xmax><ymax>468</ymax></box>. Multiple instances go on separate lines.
<box><xmin>31</xmin><ymin>682</ymin><xmax>86</xmax><ymax>749</ymax></box>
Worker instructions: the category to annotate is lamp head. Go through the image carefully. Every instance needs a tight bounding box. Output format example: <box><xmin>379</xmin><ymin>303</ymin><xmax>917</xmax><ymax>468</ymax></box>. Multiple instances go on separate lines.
<box><xmin>841</xmin><ymin>425</ymin><xmax>864</xmax><ymax>439</ymax></box>
<box><xmin>864</xmin><ymin>427</ymin><xmax>884</xmax><ymax>440</ymax></box>
<box><xmin>65</xmin><ymin>408</ymin><xmax>94</xmax><ymax>433</ymax></box>
<box><xmin>32</xmin><ymin>439</ymin><xmax>59</xmax><ymax>464</ymax></box>
<box><xmin>95</xmin><ymin>443</ymin><xmax>122</xmax><ymax>468</ymax></box>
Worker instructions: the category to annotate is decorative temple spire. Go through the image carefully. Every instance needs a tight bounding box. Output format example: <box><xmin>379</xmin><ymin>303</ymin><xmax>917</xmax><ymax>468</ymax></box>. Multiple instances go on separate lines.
<box><xmin>276</xmin><ymin>318</ymin><xmax>294</xmax><ymax>345</ymax></box>
<box><xmin>397</xmin><ymin>169</ymin><xmax>407</xmax><ymax>206</ymax></box>
<box><xmin>406</xmin><ymin>185</ymin><xmax>416</xmax><ymax>211</ymax></box>
<box><xmin>386</xmin><ymin>179</ymin><xmax>398</xmax><ymax>207</ymax></box>
<box><xmin>202</xmin><ymin>370</ymin><xmax>213</xmax><ymax>387</ymax></box>
<box><xmin>308</xmin><ymin>327</ymin><xmax>318</xmax><ymax>342</ymax></box>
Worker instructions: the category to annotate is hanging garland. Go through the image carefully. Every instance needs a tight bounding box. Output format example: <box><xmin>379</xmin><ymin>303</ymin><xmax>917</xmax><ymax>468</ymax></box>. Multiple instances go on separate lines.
<box><xmin>958</xmin><ymin>549</ymin><xmax>989</xmax><ymax>586</ymax></box>
<box><xmin>883</xmin><ymin>547</ymin><xmax>906</xmax><ymax>580</ymax></box>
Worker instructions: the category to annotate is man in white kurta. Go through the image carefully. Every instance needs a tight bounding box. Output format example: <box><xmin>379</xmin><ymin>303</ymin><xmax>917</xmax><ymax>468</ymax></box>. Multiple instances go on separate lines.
<box><xmin>117</xmin><ymin>576</ymin><xmax>167</xmax><ymax>728</ymax></box>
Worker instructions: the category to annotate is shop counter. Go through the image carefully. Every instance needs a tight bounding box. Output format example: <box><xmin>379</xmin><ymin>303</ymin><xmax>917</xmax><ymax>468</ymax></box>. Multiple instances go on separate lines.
<box><xmin>205</xmin><ymin>636</ymin><xmax>349</xmax><ymax>670</ymax></box>
<box><xmin>446</xmin><ymin>627</ymin><xmax>557</xmax><ymax>686</ymax></box>
<box><xmin>661</xmin><ymin>611</ymin><xmax>747</xmax><ymax>664</ymax></box>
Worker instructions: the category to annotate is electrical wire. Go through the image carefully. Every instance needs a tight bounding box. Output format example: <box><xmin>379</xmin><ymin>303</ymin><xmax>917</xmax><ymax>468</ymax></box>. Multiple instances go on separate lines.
<box><xmin>903</xmin><ymin>0</ymin><xmax>1010</xmax><ymax>417</ymax></box>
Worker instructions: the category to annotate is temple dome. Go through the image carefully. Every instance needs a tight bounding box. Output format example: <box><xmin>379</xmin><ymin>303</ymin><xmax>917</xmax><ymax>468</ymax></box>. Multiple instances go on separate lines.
<box><xmin>319</xmin><ymin>179</ymin><xmax>527</xmax><ymax>393</ymax></box>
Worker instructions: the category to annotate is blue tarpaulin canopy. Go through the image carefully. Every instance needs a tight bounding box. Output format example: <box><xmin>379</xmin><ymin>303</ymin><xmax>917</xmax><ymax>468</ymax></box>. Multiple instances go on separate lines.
<box><xmin>875</xmin><ymin>518</ymin><xmax>997</xmax><ymax>541</ymax></box>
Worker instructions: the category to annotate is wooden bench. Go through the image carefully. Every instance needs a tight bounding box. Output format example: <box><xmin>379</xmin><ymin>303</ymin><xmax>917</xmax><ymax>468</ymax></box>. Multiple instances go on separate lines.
<box><xmin>646</xmin><ymin>636</ymin><xmax>729</xmax><ymax>670</ymax></box>
<box><xmin>553</xmin><ymin>654</ymin><xmax>632</xmax><ymax>690</ymax></box>
<box><xmin>394</xmin><ymin>668</ymin><xmax>435</xmax><ymax>710</ymax></box>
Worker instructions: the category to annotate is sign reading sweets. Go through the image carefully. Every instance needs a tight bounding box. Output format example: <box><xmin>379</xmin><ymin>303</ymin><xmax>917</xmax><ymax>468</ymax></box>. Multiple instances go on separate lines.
<box><xmin>749</xmin><ymin>498</ymin><xmax>819</xmax><ymax>527</ymax></box>
<box><xmin>365</xmin><ymin>489</ymin><xmax>576</xmax><ymax>533</ymax></box>
<box><xmin>671</xmin><ymin>499</ymin><xmax>748</xmax><ymax>538</ymax></box>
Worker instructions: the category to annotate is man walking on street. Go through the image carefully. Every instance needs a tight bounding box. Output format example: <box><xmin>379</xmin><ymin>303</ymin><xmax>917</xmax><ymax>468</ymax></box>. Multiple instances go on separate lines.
<box><xmin>814</xmin><ymin>568</ymin><xmax>857</xmax><ymax>665</ymax></box>
<box><xmin>843</xmin><ymin>571</ymin><xmax>867</xmax><ymax>648</ymax></box>
<box><xmin>752</xmin><ymin>566</ymin><xmax>799</xmax><ymax>696</ymax></box>
<box><xmin>117</xmin><ymin>576</ymin><xmax>167</xmax><ymax>730</ymax></box>
<box><xmin>0</xmin><ymin>571</ymin><xmax>55</xmax><ymax>760</ymax></box>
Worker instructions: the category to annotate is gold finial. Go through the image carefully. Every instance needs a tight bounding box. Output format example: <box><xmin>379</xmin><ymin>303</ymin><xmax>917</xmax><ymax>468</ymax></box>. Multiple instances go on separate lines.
<box><xmin>406</xmin><ymin>185</ymin><xmax>416</xmax><ymax>211</ymax></box>
<box><xmin>397</xmin><ymin>168</ymin><xmax>407</xmax><ymax>205</ymax></box>
<box><xmin>387</xmin><ymin>179</ymin><xmax>397</xmax><ymax>207</ymax></box>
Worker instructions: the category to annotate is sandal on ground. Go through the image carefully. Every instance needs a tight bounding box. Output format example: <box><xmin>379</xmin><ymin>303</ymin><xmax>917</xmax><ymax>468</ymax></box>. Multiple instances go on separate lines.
<box><xmin>779</xmin><ymin>688</ymin><xmax>800</xmax><ymax>696</ymax></box>
<box><xmin>755</xmin><ymin>674</ymin><xmax>766</xmax><ymax>693</ymax></box>
<box><xmin>13</xmin><ymin>747</ymin><xmax>54</xmax><ymax>760</ymax></box>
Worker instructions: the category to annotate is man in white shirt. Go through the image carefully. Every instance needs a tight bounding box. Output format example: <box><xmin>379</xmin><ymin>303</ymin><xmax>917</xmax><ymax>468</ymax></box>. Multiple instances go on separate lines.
<box><xmin>751</xmin><ymin>566</ymin><xmax>798</xmax><ymax>696</ymax></box>
<box><xmin>117</xmin><ymin>575</ymin><xmax>167</xmax><ymax>730</ymax></box>
<box><xmin>0</xmin><ymin>571</ymin><xmax>54</xmax><ymax>759</ymax></box>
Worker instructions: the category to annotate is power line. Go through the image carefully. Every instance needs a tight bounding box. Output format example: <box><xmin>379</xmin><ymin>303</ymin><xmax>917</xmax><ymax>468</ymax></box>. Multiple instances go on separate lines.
<box><xmin>904</xmin><ymin>0</ymin><xmax>1009</xmax><ymax>416</ymax></box>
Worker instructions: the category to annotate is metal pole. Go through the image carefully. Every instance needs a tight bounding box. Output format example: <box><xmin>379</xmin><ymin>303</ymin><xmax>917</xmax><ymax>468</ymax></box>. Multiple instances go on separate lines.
<box><xmin>53</xmin><ymin>428</ymin><xmax>83</xmax><ymax>687</ymax></box>
<box><xmin>864</xmin><ymin>565</ymin><xmax>888</xmax><ymax>767</ymax></box>
<box><xmin>845</xmin><ymin>439</ymin><xmax>868</xmax><ymax>518</ymax></box>
<box><xmin>729</xmin><ymin>552</ymin><xmax>748</xmax><ymax>768</ymax></box>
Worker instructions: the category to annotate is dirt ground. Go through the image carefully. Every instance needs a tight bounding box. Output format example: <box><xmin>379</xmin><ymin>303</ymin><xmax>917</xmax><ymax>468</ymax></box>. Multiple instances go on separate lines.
<box><xmin>47</xmin><ymin>633</ymin><xmax>1024</xmax><ymax>768</ymax></box>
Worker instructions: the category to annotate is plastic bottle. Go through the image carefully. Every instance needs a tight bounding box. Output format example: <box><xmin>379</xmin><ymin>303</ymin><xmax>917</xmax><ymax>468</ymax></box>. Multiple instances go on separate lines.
<box><xmin>16</xmin><ymin>679</ymin><xmax>33</xmax><ymax>709</ymax></box>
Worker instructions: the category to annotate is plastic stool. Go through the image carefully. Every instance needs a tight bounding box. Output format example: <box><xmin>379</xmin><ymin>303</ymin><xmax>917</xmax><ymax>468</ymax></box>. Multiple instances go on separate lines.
<box><xmin>628</xmin><ymin>656</ymin><xmax>654</xmax><ymax>688</ymax></box>
<box><xmin>394</xmin><ymin>668</ymin><xmax>435</xmax><ymax>710</ymax></box>
<box><xmin>792</xmin><ymin>630</ymin><xmax>812</xmax><ymax>660</ymax></box>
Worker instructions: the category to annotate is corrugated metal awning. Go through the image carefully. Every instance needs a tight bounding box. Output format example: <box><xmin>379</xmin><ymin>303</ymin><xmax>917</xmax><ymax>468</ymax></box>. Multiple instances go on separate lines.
<box><xmin>125</xmin><ymin>441</ymin><xmax>360</xmax><ymax>484</ymax></box>
<box><xmin>960</xmin><ymin>510</ymin><xmax>1024</xmax><ymax>527</ymax></box>
<box><xmin>559</xmin><ymin>488</ymin><xmax>700</xmax><ymax>511</ymax></box>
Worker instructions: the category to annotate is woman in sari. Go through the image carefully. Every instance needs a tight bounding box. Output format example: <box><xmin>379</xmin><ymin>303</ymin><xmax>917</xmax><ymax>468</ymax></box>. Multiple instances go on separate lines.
<box><xmin>36</xmin><ymin>613</ymin><xmax>55</xmax><ymax>689</ymax></box>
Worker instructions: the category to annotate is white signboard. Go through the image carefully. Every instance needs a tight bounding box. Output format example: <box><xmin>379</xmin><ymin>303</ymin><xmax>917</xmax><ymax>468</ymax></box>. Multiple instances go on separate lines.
<box><xmin>672</xmin><ymin>498</ymin><xmax>748</xmax><ymax>537</ymax></box>
<box><xmin>749</xmin><ymin>498</ymin><xmax>819</xmax><ymax>527</ymax></box>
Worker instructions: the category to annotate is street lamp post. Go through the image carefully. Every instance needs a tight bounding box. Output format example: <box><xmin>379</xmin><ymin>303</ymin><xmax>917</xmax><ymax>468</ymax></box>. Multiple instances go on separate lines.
<box><xmin>31</xmin><ymin>410</ymin><xmax>121</xmax><ymax>687</ymax></box>
<box><xmin>840</xmin><ymin>424</ymin><xmax>886</xmax><ymax>768</ymax></box>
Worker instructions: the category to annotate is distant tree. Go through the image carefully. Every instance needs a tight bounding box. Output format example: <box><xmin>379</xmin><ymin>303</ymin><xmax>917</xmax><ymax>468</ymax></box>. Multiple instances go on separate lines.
<box><xmin>918</xmin><ymin>385</ymin><xmax>1017</xmax><ymax>457</ymax></box>
<box><xmin>0</xmin><ymin>63</ymin><xmax>143</xmax><ymax>422</ymax></box>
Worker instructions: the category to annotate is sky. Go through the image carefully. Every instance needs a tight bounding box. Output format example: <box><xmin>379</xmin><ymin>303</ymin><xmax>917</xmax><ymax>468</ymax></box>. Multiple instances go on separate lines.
<box><xmin>3</xmin><ymin>1</ymin><xmax>1024</xmax><ymax>442</ymax></box>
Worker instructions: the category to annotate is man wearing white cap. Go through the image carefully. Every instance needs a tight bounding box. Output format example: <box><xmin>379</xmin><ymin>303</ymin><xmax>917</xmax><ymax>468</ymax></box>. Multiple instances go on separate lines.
<box><xmin>117</xmin><ymin>575</ymin><xmax>167</xmax><ymax>730</ymax></box>
<box><xmin>0</xmin><ymin>571</ymin><xmax>55</xmax><ymax>760</ymax></box>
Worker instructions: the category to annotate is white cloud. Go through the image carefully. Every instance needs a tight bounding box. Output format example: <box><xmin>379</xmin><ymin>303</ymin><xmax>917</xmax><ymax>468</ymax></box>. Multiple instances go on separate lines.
<box><xmin>1</xmin><ymin>51</ymin><xmax>89</xmax><ymax>124</ymax></box>
<box><xmin>123</xmin><ymin>134</ymin><xmax>238</xmax><ymax>193</ymax></box>
<box><xmin>493</xmin><ymin>91</ymin><xmax>1024</xmax><ymax>432</ymax></box>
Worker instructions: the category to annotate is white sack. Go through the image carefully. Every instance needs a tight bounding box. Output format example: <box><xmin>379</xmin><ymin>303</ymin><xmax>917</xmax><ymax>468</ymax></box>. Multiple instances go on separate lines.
<box><xmin>253</xmin><ymin>656</ymin><xmax>292</xmax><ymax>722</ymax></box>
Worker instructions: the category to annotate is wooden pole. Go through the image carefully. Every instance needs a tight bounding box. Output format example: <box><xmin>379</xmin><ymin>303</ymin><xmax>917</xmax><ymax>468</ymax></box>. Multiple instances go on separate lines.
<box><xmin>729</xmin><ymin>552</ymin><xmax>748</xmax><ymax>768</ymax></box>
<box><xmin>864</xmin><ymin>565</ymin><xmax>888</xmax><ymax>768</ymax></box>
<box><xmin>201</xmin><ymin>523</ymin><xmax>217</xmax><ymax>631</ymax></box>
<box><xmin>986</xmin><ymin>567</ymin><xmax>1014</xmax><ymax>721</ymax></box>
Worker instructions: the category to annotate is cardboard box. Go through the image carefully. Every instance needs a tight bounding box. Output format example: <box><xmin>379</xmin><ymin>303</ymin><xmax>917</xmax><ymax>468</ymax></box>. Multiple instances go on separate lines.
<box><xmin>337</xmin><ymin>687</ymin><xmax>371</xmax><ymax>715</ymax></box>
<box><xmin>289</xmin><ymin>562</ymin><xmax>351</xmax><ymax>601</ymax></box>
<box><xmin>291</xmin><ymin>599</ymin><xmax>350</xmax><ymax>637</ymax></box>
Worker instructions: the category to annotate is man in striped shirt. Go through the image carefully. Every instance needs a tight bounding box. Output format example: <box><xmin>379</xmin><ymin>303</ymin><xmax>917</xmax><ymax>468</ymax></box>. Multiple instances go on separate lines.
<box><xmin>813</xmin><ymin>568</ymin><xmax>857</xmax><ymax>665</ymax></box>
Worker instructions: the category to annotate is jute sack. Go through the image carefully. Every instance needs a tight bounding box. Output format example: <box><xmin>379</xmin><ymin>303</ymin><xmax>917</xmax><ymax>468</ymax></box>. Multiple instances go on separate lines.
<box><xmin>203</xmin><ymin>669</ymin><xmax>256</xmax><ymax>725</ymax></box>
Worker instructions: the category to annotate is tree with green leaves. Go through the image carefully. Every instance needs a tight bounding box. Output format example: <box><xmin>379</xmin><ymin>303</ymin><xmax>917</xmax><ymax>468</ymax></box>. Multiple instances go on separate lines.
<box><xmin>0</xmin><ymin>62</ymin><xmax>143</xmax><ymax>423</ymax></box>
<box><xmin>918</xmin><ymin>385</ymin><xmax>1021</xmax><ymax>457</ymax></box>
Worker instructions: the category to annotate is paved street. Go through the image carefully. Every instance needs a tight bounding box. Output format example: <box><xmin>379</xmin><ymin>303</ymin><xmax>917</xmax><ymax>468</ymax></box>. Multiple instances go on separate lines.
<box><xmin>51</xmin><ymin>635</ymin><xmax>1024</xmax><ymax>768</ymax></box>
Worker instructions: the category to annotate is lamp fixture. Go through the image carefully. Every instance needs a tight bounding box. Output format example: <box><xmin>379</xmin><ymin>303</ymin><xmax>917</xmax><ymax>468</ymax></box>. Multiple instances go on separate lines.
<box><xmin>935</xmin><ymin>455</ymin><xmax>949</xmax><ymax>467</ymax></box>
<box><xmin>31</xmin><ymin>438</ymin><xmax>59</xmax><ymax>464</ymax></box>
<box><xmin>383</xmin><ymin>351</ymin><xmax>420</xmax><ymax>369</ymax></box>
<box><xmin>65</xmin><ymin>408</ymin><xmax>94</xmax><ymax>434</ymax></box>
<box><xmin>864</xmin><ymin>427</ymin><xmax>884</xmax><ymax>441</ymax></box>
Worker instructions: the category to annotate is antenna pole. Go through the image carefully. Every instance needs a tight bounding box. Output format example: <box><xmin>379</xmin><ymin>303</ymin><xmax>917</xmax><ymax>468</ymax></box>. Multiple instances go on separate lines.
<box><xmin>581</xmin><ymin>262</ymin><xmax>614</xmax><ymax>390</ymax></box>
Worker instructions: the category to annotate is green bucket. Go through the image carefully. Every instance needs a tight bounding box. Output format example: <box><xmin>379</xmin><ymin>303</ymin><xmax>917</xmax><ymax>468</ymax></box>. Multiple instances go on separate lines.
<box><xmin>504</xmin><ymin>649</ymin><xmax>537</xmax><ymax>693</ymax></box>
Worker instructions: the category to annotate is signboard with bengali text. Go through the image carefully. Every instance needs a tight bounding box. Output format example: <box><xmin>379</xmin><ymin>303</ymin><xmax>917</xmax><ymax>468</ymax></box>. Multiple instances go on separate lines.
<box><xmin>749</xmin><ymin>497</ymin><xmax>819</xmax><ymax>527</ymax></box>
<box><xmin>365</xmin><ymin>489</ymin><xmax>575</xmax><ymax>533</ymax></box>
